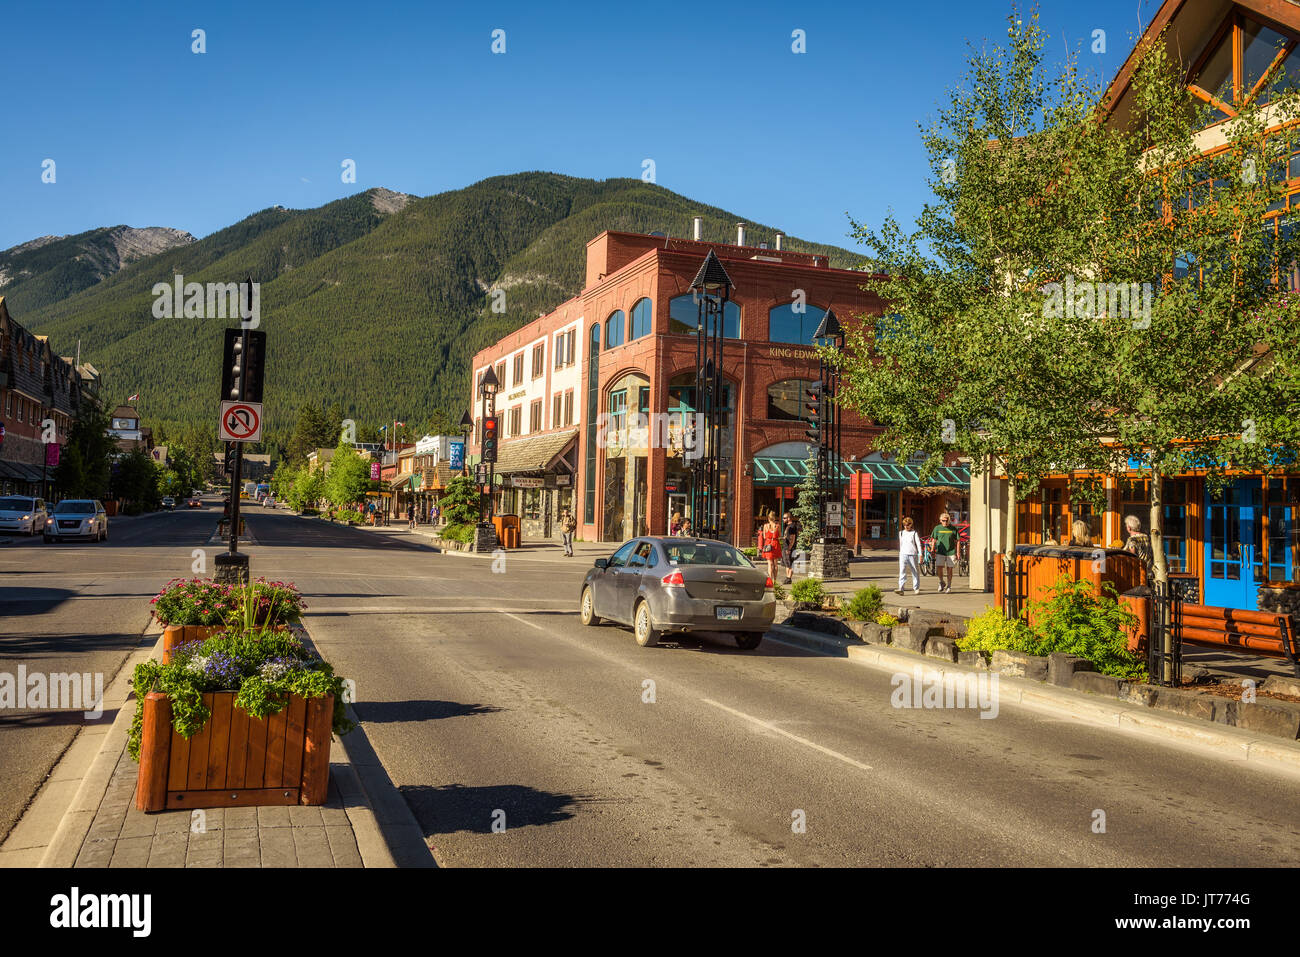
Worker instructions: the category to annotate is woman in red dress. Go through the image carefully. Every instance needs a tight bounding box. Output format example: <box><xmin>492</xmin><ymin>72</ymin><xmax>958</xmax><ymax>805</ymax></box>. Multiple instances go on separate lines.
<box><xmin>758</xmin><ymin>509</ymin><xmax>782</xmax><ymax>583</ymax></box>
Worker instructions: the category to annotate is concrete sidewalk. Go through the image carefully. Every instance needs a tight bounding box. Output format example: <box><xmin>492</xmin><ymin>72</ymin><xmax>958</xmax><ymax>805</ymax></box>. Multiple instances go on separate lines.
<box><xmin>0</xmin><ymin>623</ymin><xmax>433</xmax><ymax>869</ymax></box>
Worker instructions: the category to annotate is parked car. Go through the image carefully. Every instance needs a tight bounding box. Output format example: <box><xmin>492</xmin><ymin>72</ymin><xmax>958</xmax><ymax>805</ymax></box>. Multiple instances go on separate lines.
<box><xmin>45</xmin><ymin>499</ymin><xmax>109</xmax><ymax>543</ymax></box>
<box><xmin>0</xmin><ymin>496</ymin><xmax>49</xmax><ymax>536</ymax></box>
<box><xmin>579</xmin><ymin>537</ymin><xmax>775</xmax><ymax>649</ymax></box>
<box><xmin>161</xmin><ymin>496</ymin><xmax>175</xmax><ymax>510</ymax></box>
<box><xmin>186</xmin><ymin>497</ymin><xmax>202</xmax><ymax>508</ymax></box>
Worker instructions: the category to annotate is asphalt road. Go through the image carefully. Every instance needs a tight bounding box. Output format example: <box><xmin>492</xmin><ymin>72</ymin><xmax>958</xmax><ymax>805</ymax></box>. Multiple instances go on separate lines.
<box><xmin>248</xmin><ymin>510</ymin><xmax>1300</xmax><ymax>867</ymax></box>
<box><xmin>0</xmin><ymin>501</ymin><xmax>220</xmax><ymax>842</ymax></box>
<box><xmin>6</xmin><ymin>504</ymin><xmax>1300</xmax><ymax>865</ymax></box>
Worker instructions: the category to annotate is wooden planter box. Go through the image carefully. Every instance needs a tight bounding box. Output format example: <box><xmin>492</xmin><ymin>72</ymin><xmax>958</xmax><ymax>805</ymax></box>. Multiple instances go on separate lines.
<box><xmin>160</xmin><ymin>623</ymin><xmax>290</xmax><ymax>663</ymax></box>
<box><xmin>136</xmin><ymin>690</ymin><xmax>334</xmax><ymax>812</ymax></box>
<box><xmin>161</xmin><ymin>625</ymin><xmax>222</xmax><ymax>664</ymax></box>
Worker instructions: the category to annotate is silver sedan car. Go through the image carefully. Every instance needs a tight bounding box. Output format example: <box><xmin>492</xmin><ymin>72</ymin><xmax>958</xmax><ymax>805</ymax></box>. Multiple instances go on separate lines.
<box><xmin>579</xmin><ymin>537</ymin><xmax>776</xmax><ymax>649</ymax></box>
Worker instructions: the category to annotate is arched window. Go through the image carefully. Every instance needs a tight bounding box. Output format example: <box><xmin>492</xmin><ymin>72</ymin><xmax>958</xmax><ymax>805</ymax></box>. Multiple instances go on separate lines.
<box><xmin>668</xmin><ymin>294</ymin><xmax>740</xmax><ymax>337</ymax></box>
<box><xmin>768</xmin><ymin>302</ymin><xmax>827</xmax><ymax>345</ymax></box>
<box><xmin>605</xmin><ymin>310</ymin><xmax>626</xmax><ymax>348</ymax></box>
<box><xmin>630</xmin><ymin>298</ymin><xmax>653</xmax><ymax>340</ymax></box>
<box><xmin>584</xmin><ymin>324</ymin><xmax>601</xmax><ymax>523</ymax></box>
<box><xmin>767</xmin><ymin>379</ymin><xmax>817</xmax><ymax>421</ymax></box>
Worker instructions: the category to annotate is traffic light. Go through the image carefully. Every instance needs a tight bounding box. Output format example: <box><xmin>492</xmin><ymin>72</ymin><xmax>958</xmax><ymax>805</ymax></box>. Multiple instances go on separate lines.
<box><xmin>804</xmin><ymin>382</ymin><xmax>823</xmax><ymax>444</ymax></box>
<box><xmin>221</xmin><ymin>328</ymin><xmax>267</xmax><ymax>403</ymax></box>
<box><xmin>223</xmin><ymin>441</ymin><xmax>235</xmax><ymax>474</ymax></box>
<box><xmin>482</xmin><ymin>415</ymin><xmax>499</xmax><ymax>463</ymax></box>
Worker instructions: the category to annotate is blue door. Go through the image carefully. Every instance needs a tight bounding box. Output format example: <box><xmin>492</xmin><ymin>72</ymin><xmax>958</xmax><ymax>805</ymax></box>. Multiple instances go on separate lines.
<box><xmin>1203</xmin><ymin>479</ymin><xmax>1258</xmax><ymax>610</ymax></box>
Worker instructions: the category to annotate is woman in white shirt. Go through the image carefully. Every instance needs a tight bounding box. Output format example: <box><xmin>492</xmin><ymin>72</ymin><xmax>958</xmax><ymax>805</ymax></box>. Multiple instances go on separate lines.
<box><xmin>896</xmin><ymin>516</ymin><xmax>922</xmax><ymax>595</ymax></box>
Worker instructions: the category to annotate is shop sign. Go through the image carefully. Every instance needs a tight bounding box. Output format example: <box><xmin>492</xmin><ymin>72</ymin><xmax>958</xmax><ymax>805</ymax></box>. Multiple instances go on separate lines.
<box><xmin>555</xmin><ymin>474</ymin><xmax>571</xmax><ymax>486</ymax></box>
<box><xmin>512</xmin><ymin>476</ymin><xmax>544</xmax><ymax>488</ymax></box>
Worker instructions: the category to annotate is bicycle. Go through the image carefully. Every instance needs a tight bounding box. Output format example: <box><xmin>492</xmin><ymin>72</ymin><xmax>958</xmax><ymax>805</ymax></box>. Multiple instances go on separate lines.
<box><xmin>956</xmin><ymin>539</ymin><xmax>970</xmax><ymax>577</ymax></box>
<box><xmin>919</xmin><ymin>538</ymin><xmax>936</xmax><ymax>576</ymax></box>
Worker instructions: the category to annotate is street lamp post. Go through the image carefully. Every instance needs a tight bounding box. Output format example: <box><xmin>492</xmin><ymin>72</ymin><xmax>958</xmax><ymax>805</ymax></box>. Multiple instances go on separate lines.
<box><xmin>477</xmin><ymin>366</ymin><xmax>499</xmax><ymax>526</ymax></box>
<box><xmin>812</xmin><ymin>308</ymin><xmax>845</xmax><ymax>544</ymax></box>
<box><xmin>688</xmin><ymin>250</ymin><xmax>734</xmax><ymax>541</ymax></box>
<box><xmin>458</xmin><ymin>410</ymin><xmax>473</xmax><ymax>477</ymax></box>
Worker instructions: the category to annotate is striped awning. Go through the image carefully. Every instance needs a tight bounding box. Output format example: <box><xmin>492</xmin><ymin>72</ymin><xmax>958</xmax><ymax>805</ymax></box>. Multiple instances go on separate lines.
<box><xmin>752</xmin><ymin>456</ymin><xmax>969</xmax><ymax>490</ymax></box>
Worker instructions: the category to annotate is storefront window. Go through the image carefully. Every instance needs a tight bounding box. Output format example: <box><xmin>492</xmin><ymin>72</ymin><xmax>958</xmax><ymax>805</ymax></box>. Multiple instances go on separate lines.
<box><xmin>1266</xmin><ymin>477</ymin><xmax>1300</xmax><ymax>583</ymax></box>
<box><xmin>522</xmin><ymin>488</ymin><xmax>543</xmax><ymax>520</ymax></box>
<box><xmin>1121</xmin><ymin>479</ymin><xmax>1188</xmax><ymax>572</ymax></box>
<box><xmin>668</xmin><ymin>294</ymin><xmax>740</xmax><ymax>337</ymax></box>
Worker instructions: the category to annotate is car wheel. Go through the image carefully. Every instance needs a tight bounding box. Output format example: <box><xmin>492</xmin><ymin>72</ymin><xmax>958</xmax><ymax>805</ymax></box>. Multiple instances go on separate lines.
<box><xmin>734</xmin><ymin>633</ymin><xmax>763</xmax><ymax>651</ymax></box>
<box><xmin>633</xmin><ymin>601</ymin><xmax>661</xmax><ymax>648</ymax></box>
<box><xmin>580</xmin><ymin>587</ymin><xmax>601</xmax><ymax>626</ymax></box>
<box><xmin>101</xmin><ymin>525</ymin><xmax>108</xmax><ymax>542</ymax></box>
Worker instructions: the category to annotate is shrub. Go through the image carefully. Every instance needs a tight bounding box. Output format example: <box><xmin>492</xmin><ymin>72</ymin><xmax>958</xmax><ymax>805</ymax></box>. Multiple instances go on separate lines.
<box><xmin>772</xmin><ymin>582</ymin><xmax>787</xmax><ymax>601</ymax></box>
<box><xmin>337</xmin><ymin>509</ymin><xmax>365</xmax><ymax>525</ymax></box>
<box><xmin>790</xmin><ymin>577</ymin><xmax>826</xmax><ymax>606</ymax></box>
<box><xmin>956</xmin><ymin>606</ymin><xmax>1034</xmax><ymax>662</ymax></box>
<box><xmin>128</xmin><ymin>628</ymin><xmax>353</xmax><ymax>761</ymax></box>
<box><xmin>1025</xmin><ymin>576</ymin><xmax>1146</xmax><ymax>680</ymax></box>
<box><xmin>845</xmin><ymin>586</ymin><xmax>884</xmax><ymax>621</ymax></box>
<box><xmin>875</xmin><ymin>612</ymin><xmax>899</xmax><ymax>627</ymax></box>
<box><xmin>741</xmin><ymin>546</ymin><xmax>758</xmax><ymax>559</ymax></box>
<box><xmin>441</xmin><ymin>522</ymin><xmax>474</xmax><ymax>543</ymax></box>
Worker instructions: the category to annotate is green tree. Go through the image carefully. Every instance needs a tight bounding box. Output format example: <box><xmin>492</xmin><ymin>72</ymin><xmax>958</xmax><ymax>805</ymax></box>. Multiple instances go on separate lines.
<box><xmin>325</xmin><ymin>442</ymin><xmax>369</xmax><ymax>509</ymax></box>
<box><xmin>55</xmin><ymin>405</ymin><xmax>114</xmax><ymax>499</ymax></box>
<box><xmin>791</xmin><ymin>450</ymin><xmax>822</xmax><ymax>551</ymax></box>
<box><xmin>440</xmin><ymin>474</ymin><xmax>481</xmax><ymax>526</ymax></box>
<box><xmin>270</xmin><ymin>461</ymin><xmax>297</xmax><ymax>500</ymax></box>
<box><xmin>111</xmin><ymin>449</ymin><xmax>161</xmax><ymax>512</ymax></box>
<box><xmin>290</xmin><ymin>468</ymin><xmax>324</xmax><ymax>512</ymax></box>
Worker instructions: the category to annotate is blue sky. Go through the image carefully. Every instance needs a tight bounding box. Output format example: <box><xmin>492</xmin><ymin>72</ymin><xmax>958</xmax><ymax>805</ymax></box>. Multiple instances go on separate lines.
<box><xmin>3</xmin><ymin>0</ymin><xmax>1161</xmax><ymax>252</ymax></box>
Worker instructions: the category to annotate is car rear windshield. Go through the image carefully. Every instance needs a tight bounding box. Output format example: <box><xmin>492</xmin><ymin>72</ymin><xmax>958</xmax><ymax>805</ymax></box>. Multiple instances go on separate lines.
<box><xmin>664</xmin><ymin>543</ymin><xmax>753</xmax><ymax>567</ymax></box>
<box><xmin>0</xmin><ymin>497</ymin><xmax>34</xmax><ymax>510</ymax></box>
<box><xmin>54</xmin><ymin>501</ymin><xmax>95</xmax><ymax>514</ymax></box>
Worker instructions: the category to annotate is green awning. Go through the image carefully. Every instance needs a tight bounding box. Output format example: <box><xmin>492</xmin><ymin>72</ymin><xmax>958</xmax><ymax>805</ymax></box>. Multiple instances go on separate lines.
<box><xmin>752</xmin><ymin>456</ymin><xmax>970</xmax><ymax>490</ymax></box>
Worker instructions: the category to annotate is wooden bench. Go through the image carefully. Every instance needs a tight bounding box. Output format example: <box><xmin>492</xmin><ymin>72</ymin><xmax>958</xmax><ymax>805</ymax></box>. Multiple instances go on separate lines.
<box><xmin>1179</xmin><ymin>604</ymin><xmax>1300</xmax><ymax>677</ymax></box>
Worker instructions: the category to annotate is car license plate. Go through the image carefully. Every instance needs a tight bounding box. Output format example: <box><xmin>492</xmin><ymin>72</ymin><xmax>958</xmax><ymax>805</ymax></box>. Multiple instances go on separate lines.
<box><xmin>715</xmin><ymin>606</ymin><xmax>741</xmax><ymax>621</ymax></box>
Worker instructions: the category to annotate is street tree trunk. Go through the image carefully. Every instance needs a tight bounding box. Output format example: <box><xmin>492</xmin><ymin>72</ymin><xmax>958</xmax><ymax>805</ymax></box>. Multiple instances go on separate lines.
<box><xmin>1003</xmin><ymin>467</ymin><xmax>1018</xmax><ymax>620</ymax></box>
<box><xmin>1148</xmin><ymin>471</ymin><xmax>1170</xmax><ymax>682</ymax></box>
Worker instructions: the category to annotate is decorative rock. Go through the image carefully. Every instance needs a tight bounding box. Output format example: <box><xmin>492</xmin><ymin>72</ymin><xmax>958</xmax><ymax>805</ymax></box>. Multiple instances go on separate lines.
<box><xmin>957</xmin><ymin>651</ymin><xmax>989</xmax><ymax>671</ymax></box>
<box><xmin>1150</xmin><ymin>686</ymin><xmax>1217</xmax><ymax>722</ymax></box>
<box><xmin>891</xmin><ymin>623</ymin><xmax>938</xmax><ymax>654</ymax></box>
<box><xmin>991</xmin><ymin>649</ymin><xmax>1048</xmax><ymax>681</ymax></box>
<box><xmin>1119</xmin><ymin>683</ymin><xmax>1158</xmax><ymax>707</ymax></box>
<box><xmin>925</xmin><ymin>636</ymin><xmax>959</xmax><ymax>663</ymax></box>
<box><xmin>1261</xmin><ymin>675</ymin><xmax>1300</xmax><ymax>698</ymax></box>
<box><xmin>855</xmin><ymin>623</ymin><xmax>891</xmax><ymax>644</ymax></box>
<box><xmin>1236</xmin><ymin>699</ymin><xmax>1300</xmax><ymax>739</ymax></box>
<box><xmin>1047</xmin><ymin>653</ymin><xmax>1095</xmax><ymax>688</ymax></box>
<box><xmin>1070</xmin><ymin>671</ymin><xmax>1123</xmax><ymax>697</ymax></box>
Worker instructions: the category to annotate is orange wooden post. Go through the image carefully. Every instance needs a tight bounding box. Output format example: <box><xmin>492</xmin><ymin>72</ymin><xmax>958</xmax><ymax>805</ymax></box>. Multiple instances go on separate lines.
<box><xmin>854</xmin><ymin>476</ymin><xmax>862</xmax><ymax>556</ymax></box>
<box><xmin>136</xmin><ymin>692</ymin><xmax>172</xmax><ymax>812</ymax></box>
<box><xmin>300</xmin><ymin>694</ymin><xmax>334</xmax><ymax>805</ymax></box>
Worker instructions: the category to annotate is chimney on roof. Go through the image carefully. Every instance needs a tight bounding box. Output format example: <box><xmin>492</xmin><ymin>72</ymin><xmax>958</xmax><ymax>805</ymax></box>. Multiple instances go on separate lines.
<box><xmin>774</xmin><ymin>233</ymin><xmax>783</xmax><ymax>251</ymax></box>
<box><xmin>692</xmin><ymin>216</ymin><xmax>703</xmax><ymax>241</ymax></box>
<box><xmin>736</xmin><ymin>223</ymin><xmax>747</xmax><ymax>246</ymax></box>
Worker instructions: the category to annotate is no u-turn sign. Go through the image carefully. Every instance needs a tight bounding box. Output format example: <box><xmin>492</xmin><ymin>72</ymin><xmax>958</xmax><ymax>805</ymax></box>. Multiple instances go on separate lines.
<box><xmin>219</xmin><ymin>401</ymin><xmax>263</xmax><ymax>443</ymax></box>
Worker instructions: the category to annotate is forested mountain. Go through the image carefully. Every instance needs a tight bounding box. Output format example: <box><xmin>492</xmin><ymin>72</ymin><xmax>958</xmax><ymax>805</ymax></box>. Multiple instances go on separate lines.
<box><xmin>0</xmin><ymin>226</ymin><xmax>194</xmax><ymax>315</ymax></box>
<box><xmin>16</xmin><ymin>175</ymin><xmax>862</xmax><ymax>441</ymax></box>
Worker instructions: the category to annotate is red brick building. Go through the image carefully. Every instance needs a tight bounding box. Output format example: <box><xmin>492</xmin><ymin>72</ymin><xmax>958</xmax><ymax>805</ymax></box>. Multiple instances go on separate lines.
<box><xmin>470</xmin><ymin>227</ymin><xmax>970</xmax><ymax>547</ymax></box>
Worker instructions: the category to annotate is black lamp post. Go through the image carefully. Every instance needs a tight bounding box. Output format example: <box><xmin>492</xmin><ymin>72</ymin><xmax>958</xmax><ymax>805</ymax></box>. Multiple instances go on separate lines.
<box><xmin>478</xmin><ymin>366</ymin><xmax>499</xmax><ymax>524</ymax></box>
<box><xmin>458</xmin><ymin>410</ymin><xmax>473</xmax><ymax>476</ymax></box>
<box><xmin>812</xmin><ymin>308</ymin><xmax>845</xmax><ymax>543</ymax></box>
<box><xmin>688</xmin><ymin>250</ymin><xmax>735</xmax><ymax>541</ymax></box>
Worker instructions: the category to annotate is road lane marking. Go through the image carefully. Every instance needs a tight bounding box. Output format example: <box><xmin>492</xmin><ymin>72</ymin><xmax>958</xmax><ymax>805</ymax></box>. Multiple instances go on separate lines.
<box><xmin>700</xmin><ymin>698</ymin><xmax>873</xmax><ymax>772</ymax></box>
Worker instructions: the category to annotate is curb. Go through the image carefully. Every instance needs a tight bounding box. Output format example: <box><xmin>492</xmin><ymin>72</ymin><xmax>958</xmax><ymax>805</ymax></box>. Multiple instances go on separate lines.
<box><xmin>7</xmin><ymin>625</ymin><xmax>426</xmax><ymax>868</ymax></box>
<box><xmin>766</xmin><ymin>622</ymin><xmax>1300</xmax><ymax>776</ymax></box>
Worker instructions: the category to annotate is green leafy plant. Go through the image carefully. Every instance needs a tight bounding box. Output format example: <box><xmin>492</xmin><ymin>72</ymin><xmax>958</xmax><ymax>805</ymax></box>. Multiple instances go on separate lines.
<box><xmin>741</xmin><ymin>546</ymin><xmax>758</xmax><ymax>559</ymax></box>
<box><xmin>772</xmin><ymin>582</ymin><xmax>787</xmax><ymax>601</ymax></box>
<box><xmin>845</xmin><ymin>585</ymin><xmax>884</xmax><ymax>621</ymax></box>
<box><xmin>956</xmin><ymin>606</ymin><xmax>1035</xmax><ymax>663</ymax></box>
<box><xmin>790</xmin><ymin>577</ymin><xmax>826</xmax><ymax>607</ymax></box>
<box><xmin>440</xmin><ymin>522</ymin><xmax>474</xmax><ymax>543</ymax></box>
<box><xmin>440</xmin><ymin>475</ymin><xmax>481</xmax><ymax>526</ymax></box>
<box><xmin>875</xmin><ymin>612</ymin><xmax>899</xmax><ymax>627</ymax></box>
<box><xmin>1025</xmin><ymin>576</ymin><xmax>1145</xmax><ymax>680</ymax></box>
<box><xmin>225</xmin><ymin>578</ymin><xmax>306</xmax><ymax>631</ymax></box>
<box><xmin>128</xmin><ymin>628</ymin><xmax>353</xmax><ymax>761</ymax></box>
<box><xmin>337</xmin><ymin>508</ymin><xmax>365</xmax><ymax>525</ymax></box>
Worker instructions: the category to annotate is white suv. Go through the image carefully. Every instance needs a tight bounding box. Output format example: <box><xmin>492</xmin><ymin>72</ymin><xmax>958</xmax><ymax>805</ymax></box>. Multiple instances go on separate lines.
<box><xmin>45</xmin><ymin>500</ymin><xmax>109</xmax><ymax>543</ymax></box>
<box><xmin>0</xmin><ymin>496</ymin><xmax>49</xmax><ymax>535</ymax></box>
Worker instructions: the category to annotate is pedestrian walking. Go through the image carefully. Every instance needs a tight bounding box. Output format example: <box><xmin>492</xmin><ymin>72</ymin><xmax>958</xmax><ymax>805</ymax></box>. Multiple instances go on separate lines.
<box><xmin>781</xmin><ymin>513</ymin><xmax>801</xmax><ymax>584</ymax></box>
<box><xmin>896</xmin><ymin>516</ymin><xmax>922</xmax><ymax>595</ymax></box>
<box><xmin>680</xmin><ymin>517</ymin><xmax>693</xmax><ymax>537</ymax></box>
<box><xmin>406</xmin><ymin>501</ymin><xmax>416</xmax><ymax>530</ymax></box>
<box><xmin>560</xmin><ymin>508</ymin><xmax>577</xmax><ymax>556</ymax></box>
<box><xmin>930</xmin><ymin>512</ymin><xmax>960</xmax><ymax>593</ymax></box>
<box><xmin>758</xmin><ymin>510</ymin><xmax>782</xmax><ymax>583</ymax></box>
